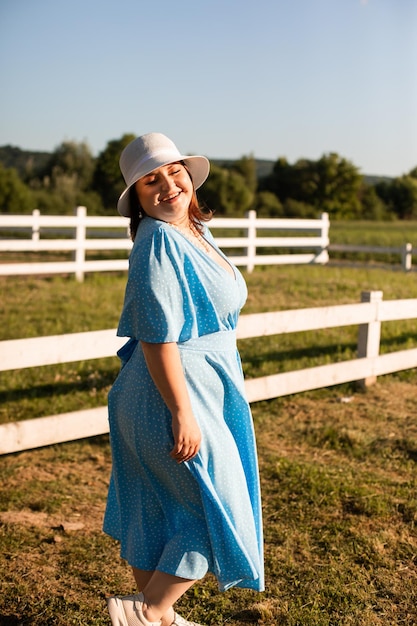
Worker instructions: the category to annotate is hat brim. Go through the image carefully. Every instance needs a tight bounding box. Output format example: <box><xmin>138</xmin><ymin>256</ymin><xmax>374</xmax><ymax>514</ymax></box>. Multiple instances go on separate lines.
<box><xmin>117</xmin><ymin>155</ymin><xmax>210</xmax><ymax>217</ymax></box>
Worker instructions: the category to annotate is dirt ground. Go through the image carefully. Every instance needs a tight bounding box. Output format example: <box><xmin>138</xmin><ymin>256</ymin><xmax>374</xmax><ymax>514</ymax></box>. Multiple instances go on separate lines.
<box><xmin>1</xmin><ymin>375</ymin><xmax>417</xmax><ymax>625</ymax></box>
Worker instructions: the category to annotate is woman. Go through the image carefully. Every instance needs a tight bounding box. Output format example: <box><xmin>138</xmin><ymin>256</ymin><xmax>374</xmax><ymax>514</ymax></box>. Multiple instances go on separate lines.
<box><xmin>103</xmin><ymin>133</ymin><xmax>264</xmax><ymax>626</ymax></box>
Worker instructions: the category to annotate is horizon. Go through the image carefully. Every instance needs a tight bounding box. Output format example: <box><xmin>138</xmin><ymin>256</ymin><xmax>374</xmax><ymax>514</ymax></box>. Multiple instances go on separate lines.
<box><xmin>0</xmin><ymin>142</ymin><xmax>395</xmax><ymax>180</ymax></box>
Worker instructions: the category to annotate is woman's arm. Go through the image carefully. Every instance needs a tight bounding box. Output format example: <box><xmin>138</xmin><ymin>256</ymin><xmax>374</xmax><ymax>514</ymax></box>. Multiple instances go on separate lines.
<box><xmin>141</xmin><ymin>341</ymin><xmax>201</xmax><ymax>463</ymax></box>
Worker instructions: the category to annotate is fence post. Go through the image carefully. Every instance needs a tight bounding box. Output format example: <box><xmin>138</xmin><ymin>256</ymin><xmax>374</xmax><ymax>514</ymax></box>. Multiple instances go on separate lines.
<box><xmin>401</xmin><ymin>243</ymin><xmax>412</xmax><ymax>272</ymax></box>
<box><xmin>357</xmin><ymin>290</ymin><xmax>383</xmax><ymax>387</ymax></box>
<box><xmin>73</xmin><ymin>206</ymin><xmax>87</xmax><ymax>282</ymax></box>
<box><xmin>319</xmin><ymin>212</ymin><xmax>329</xmax><ymax>264</ymax></box>
<box><xmin>32</xmin><ymin>209</ymin><xmax>40</xmax><ymax>241</ymax></box>
<box><xmin>245</xmin><ymin>209</ymin><xmax>257</xmax><ymax>273</ymax></box>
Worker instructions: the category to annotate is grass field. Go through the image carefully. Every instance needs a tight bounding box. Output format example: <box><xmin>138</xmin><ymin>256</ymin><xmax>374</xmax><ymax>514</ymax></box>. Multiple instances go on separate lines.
<box><xmin>328</xmin><ymin>221</ymin><xmax>417</xmax><ymax>265</ymax></box>
<box><xmin>1</xmin><ymin>244</ymin><xmax>417</xmax><ymax>624</ymax></box>
<box><xmin>329</xmin><ymin>220</ymin><xmax>417</xmax><ymax>247</ymax></box>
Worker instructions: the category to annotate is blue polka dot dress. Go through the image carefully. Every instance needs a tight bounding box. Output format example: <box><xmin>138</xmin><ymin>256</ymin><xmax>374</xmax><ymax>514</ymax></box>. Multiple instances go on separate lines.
<box><xmin>103</xmin><ymin>216</ymin><xmax>264</xmax><ymax>592</ymax></box>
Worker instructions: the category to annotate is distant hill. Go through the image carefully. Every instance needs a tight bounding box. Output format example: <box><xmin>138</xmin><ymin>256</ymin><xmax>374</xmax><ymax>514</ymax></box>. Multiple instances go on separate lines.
<box><xmin>0</xmin><ymin>145</ymin><xmax>392</xmax><ymax>185</ymax></box>
<box><xmin>211</xmin><ymin>158</ymin><xmax>275</xmax><ymax>180</ymax></box>
<box><xmin>363</xmin><ymin>175</ymin><xmax>393</xmax><ymax>186</ymax></box>
<box><xmin>0</xmin><ymin>145</ymin><xmax>50</xmax><ymax>177</ymax></box>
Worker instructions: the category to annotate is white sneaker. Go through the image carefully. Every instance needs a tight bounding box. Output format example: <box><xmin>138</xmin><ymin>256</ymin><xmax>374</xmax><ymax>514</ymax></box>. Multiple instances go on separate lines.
<box><xmin>107</xmin><ymin>592</ymin><xmax>162</xmax><ymax>626</ymax></box>
<box><xmin>171</xmin><ymin>613</ymin><xmax>204</xmax><ymax>626</ymax></box>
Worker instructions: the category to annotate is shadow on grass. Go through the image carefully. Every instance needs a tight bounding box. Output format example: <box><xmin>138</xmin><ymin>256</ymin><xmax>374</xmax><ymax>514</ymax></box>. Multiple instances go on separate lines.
<box><xmin>242</xmin><ymin>329</ymin><xmax>416</xmax><ymax>367</ymax></box>
<box><xmin>242</xmin><ymin>341</ymin><xmax>357</xmax><ymax>368</ymax></box>
<box><xmin>0</xmin><ymin>369</ymin><xmax>118</xmax><ymax>406</ymax></box>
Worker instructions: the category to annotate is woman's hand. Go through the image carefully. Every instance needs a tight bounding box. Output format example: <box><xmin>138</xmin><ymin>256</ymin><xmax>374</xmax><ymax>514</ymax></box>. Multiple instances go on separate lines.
<box><xmin>170</xmin><ymin>413</ymin><xmax>201</xmax><ymax>463</ymax></box>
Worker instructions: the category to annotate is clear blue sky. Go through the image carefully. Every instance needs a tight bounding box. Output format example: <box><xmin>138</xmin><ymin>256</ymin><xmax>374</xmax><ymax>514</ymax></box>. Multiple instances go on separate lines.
<box><xmin>1</xmin><ymin>0</ymin><xmax>416</xmax><ymax>177</ymax></box>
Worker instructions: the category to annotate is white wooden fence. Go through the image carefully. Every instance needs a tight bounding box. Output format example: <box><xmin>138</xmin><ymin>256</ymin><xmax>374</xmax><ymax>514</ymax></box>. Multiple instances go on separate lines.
<box><xmin>329</xmin><ymin>242</ymin><xmax>413</xmax><ymax>271</ymax></box>
<box><xmin>1</xmin><ymin>291</ymin><xmax>416</xmax><ymax>456</ymax></box>
<box><xmin>0</xmin><ymin>208</ymin><xmax>330</xmax><ymax>280</ymax></box>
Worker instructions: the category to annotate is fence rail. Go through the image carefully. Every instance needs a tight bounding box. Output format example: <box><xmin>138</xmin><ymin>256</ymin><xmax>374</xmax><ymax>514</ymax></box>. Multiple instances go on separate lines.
<box><xmin>1</xmin><ymin>291</ymin><xmax>416</xmax><ymax>455</ymax></box>
<box><xmin>329</xmin><ymin>242</ymin><xmax>413</xmax><ymax>271</ymax></box>
<box><xmin>0</xmin><ymin>208</ymin><xmax>330</xmax><ymax>280</ymax></box>
<box><xmin>1</xmin><ymin>209</ymin><xmax>414</xmax><ymax>276</ymax></box>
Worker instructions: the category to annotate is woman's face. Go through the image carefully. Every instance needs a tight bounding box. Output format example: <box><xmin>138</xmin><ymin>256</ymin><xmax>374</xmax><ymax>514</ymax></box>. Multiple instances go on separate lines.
<box><xmin>134</xmin><ymin>162</ymin><xmax>193</xmax><ymax>226</ymax></box>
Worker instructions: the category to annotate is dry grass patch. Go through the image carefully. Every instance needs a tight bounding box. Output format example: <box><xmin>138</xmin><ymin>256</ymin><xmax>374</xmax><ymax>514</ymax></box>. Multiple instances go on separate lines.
<box><xmin>1</xmin><ymin>376</ymin><xmax>417</xmax><ymax>625</ymax></box>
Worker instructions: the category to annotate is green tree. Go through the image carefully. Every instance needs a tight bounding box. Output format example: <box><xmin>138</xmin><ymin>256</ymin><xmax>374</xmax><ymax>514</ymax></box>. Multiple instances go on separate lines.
<box><xmin>0</xmin><ymin>145</ymin><xmax>50</xmax><ymax>180</ymax></box>
<box><xmin>29</xmin><ymin>187</ymin><xmax>103</xmax><ymax>215</ymax></box>
<box><xmin>253</xmin><ymin>191</ymin><xmax>284</xmax><ymax>217</ymax></box>
<box><xmin>23</xmin><ymin>140</ymin><xmax>100</xmax><ymax>214</ymax></box>
<box><xmin>39</xmin><ymin>141</ymin><xmax>95</xmax><ymax>191</ymax></box>
<box><xmin>358</xmin><ymin>184</ymin><xmax>389</xmax><ymax>220</ymax></box>
<box><xmin>260</xmin><ymin>153</ymin><xmax>362</xmax><ymax>219</ymax></box>
<box><xmin>313</xmin><ymin>153</ymin><xmax>362</xmax><ymax>218</ymax></box>
<box><xmin>259</xmin><ymin>157</ymin><xmax>295</xmax><ymax>201</ymax></box>
<box><xmin>0</xmin><ymin>163</ymin><xmax>35</xmax><ymax>213</ymax></box>
<box><xmin>283</xmin><ymin>198</ymin><xmax>316</xmax><ymax>218</ymax></box>
<box><xmin>375</xmin><ymin>176</ymin><xmax>417</xmax><ymax>219</ymax></box>
<box><xmin>259</xmin><ymin>157</ymin><xmax>320</xmax><ymax>208</ymax></box>
<box><xmin>199</xmin><ymin>163</ymin><xmax>254</xmax><ymax>216</ymax></box>
<box><xmin>232</xmin><ymin>154</ymin><xmax>257</xmax><ymax>193</ymax></box>
<box><xmin>407</xmin><ymin>166</ymin><xmax>417</xmax><ymax>179</ymax></box>
<box><xmin>93</xmin><ymin>134</ymin><xmax>136</xmax><ymax>211</ymax></box>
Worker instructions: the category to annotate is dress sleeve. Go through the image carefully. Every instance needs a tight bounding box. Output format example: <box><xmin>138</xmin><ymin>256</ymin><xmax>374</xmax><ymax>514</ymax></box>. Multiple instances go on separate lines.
<box><xmin>117</xmin><ymin>225</ymin><xmax>222</xmax><ymax>343</ymax></box>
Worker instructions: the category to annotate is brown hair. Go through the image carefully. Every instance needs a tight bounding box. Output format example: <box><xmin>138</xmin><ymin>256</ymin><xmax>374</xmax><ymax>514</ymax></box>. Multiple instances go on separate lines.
<box><xmin>129</xmin><ymin>186</ymin><xmax>143</xmax><ymax>241</ymax></box>
<box><xmin>129</xmin><ymin>163</ymin><xmax>212</xmax><ymax>242</ymax></box>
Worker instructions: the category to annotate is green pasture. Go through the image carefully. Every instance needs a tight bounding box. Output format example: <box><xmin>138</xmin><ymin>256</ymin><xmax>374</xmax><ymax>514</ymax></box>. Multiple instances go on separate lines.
<box><xmin>1</xmin><ymin>227</ymin><xmax>417</xmax><ymax>625</ymax></box>
<box><xmin>329</xmin><ymin>220</ymin><xmax>417</xmax><ymax>247</ymax></box>
<box><xmin>328</xmin><ymin>220</ymin><xmax>417</xmax><ymax>265</ymax></box>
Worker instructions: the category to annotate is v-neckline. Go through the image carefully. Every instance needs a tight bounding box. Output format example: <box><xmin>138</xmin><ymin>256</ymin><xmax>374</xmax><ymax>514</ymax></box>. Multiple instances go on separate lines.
<box><xmin>149</xmin><ymin>217</ymin><xmax>237</xmax><ymax>281</ymax></box>
<box><xmin>172</xmin><ymin>224</ymin><xmax>236</xmax><ymax>281</ymax></box>
<box><xmin>201</xmin><ymin>235</ymin><xmax>237</xmax><ymax>280</ymax></box>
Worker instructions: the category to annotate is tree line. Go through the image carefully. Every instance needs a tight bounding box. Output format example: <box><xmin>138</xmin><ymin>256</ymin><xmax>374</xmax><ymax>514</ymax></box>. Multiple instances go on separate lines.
<box><xmin>0</xmin><ymin>136</ymin><xmax>416</xmax><ymax>219</ymax></box>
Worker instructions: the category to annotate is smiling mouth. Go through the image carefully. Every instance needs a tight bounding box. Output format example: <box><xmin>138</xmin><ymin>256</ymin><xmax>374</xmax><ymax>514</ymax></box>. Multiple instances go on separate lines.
<box><xmin>161</xmin><ymin>191</ymin><xmax>181</xmax><ymax>203</ymax></box>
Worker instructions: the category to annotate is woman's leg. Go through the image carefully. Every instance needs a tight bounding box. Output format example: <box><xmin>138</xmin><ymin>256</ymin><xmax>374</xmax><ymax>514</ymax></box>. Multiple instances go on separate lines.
<box><xmin>132</xmin><ymin>567</ymin><xmax>197</xmax><ymax>625</ymax></box>
<box><xmin>132</xmin><ymin>567</ymin><xmax>153</xmax><ymax>590</ymax></box>
<box><xmin>133</xmin><ymin>568</ymin><xmax>175</xmax><ymax>625</ymax></box>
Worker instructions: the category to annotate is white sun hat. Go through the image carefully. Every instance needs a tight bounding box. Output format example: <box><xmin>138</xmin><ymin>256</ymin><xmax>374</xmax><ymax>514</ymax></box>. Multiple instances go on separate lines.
<box><xmin>117</xmin><ymin>132</ymin><xmax>210</xmax><ymax>217</ymax></box>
